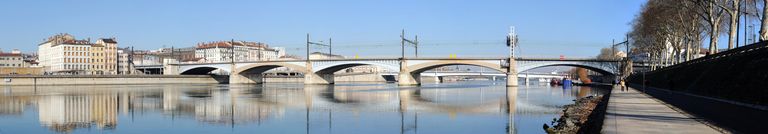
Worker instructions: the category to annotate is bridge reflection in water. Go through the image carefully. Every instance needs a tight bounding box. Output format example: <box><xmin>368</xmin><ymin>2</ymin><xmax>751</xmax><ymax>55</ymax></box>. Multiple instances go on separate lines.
<box><xmin>0</xmin><ymin>81</ymin><xmax>609</xmax><ymax>134</ymax></box>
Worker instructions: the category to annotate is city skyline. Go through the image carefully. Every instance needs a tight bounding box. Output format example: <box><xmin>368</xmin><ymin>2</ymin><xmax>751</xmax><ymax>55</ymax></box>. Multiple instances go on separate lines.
<box><xmin>0</xmin><ymin>0</ymin><xmax>645</xmax><ymax>58</ymax></box>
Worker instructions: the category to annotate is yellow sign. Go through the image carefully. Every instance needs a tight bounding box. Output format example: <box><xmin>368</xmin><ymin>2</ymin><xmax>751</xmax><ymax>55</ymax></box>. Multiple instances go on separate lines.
<box><xmin>355</xmin><ymin>54</ymin><xmax>359</xmax><ymax>59</ymax></box>
<box><xmin>449</xmin><ymin>54</ymin><xmax>457</xmax><ymax>58</ymax></box>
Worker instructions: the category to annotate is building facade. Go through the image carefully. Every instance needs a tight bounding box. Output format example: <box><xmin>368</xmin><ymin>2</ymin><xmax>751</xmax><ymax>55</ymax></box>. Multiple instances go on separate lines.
<box><xmin>195</xmin><ymin>41</ymin><xmax>284</xmax><ymax>63</ymax></box>
<box><xmin>0</xmin><ymin>50</ymin><xmax>43</xmax><ymax>75</ymax></box>
<box><xmin>96</xmin><ymin>39</ymin><xmax>118</xmax><ymax>74</ymax></box>
<box><xmin>0</xmin><ymin>52</ymin><xmax>23</xmax><ymax>68</ymax></box>
<box><xmin>90</xmin><ymin>43</ymin><xmax>106</xmax><ymax>74</ymax></box>
<box><xmin>37</xmin><ymin>34</ymin><xmax>119</xmax><ymax>75</ymax></box>
<box><xmin>117</xmin><ymin>49</ymin><xmax>135</xmax><ymax>75</ymax></box>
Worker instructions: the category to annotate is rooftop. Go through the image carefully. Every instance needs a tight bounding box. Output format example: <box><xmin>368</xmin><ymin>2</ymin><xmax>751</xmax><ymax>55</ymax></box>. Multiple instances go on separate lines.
<box><xmin>0</xmin><ymin>53</ymin><xmax>22</xmax><ymax>57</ymax></box>
<box><xmin>100</xmin><ymin>38</ymin><xmax>117</xmax><ymax>43</ymax></box>
<box><xmin>196</xmin><ymin>41</ymin><xmax>269</xmax><ymax>49</ymax></box>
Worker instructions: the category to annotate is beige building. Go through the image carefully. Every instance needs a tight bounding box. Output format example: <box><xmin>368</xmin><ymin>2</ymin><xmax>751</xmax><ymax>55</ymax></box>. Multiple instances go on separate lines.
<box><xmin>96</xmin><ymin>38</ymin><xmax>118</xmax><ymax>74</ymax></box>
<box><xmin>195</xmin><ymin>41</ymin><xmax>285</xmax><ymax>63</ymax></box>
<box><xmin>0</xmin><ymin>50</ymin><xmax>43</xmax><ymax>75</ymax></box>
<box><xmin>0</xmin><ymin>52</ymin><xmax>43</xmax><ymax>75</ymax></box>
<box><xmin>38</xmin><ymin>34</ymin><xmax>119</xmax><ymax>75</ymax></box>
<box><xmin>90</xmin><ymin>43</ymin><xmax>106</xmax><ymax>74</ymax></box>
<box><xmin>0</xmin><ymin>52</ymin><xmax>23</xmax><ymax>68</ymax></box>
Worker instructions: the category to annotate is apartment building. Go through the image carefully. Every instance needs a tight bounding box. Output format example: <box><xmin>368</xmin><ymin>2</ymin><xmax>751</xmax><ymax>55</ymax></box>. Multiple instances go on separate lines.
<box><xmin>37</xmin><ymin>34</ymin><xmax>118</xmax><ymax>75</ymax></box>
<box><xmin>195</xmin><ymin>41</ymin><xmax>284</xmax><ymax>63</ymax></box>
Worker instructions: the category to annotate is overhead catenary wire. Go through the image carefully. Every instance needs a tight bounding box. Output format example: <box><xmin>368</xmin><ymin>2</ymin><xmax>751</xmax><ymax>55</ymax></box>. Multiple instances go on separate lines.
<box><xmin>282</xmin><ymin>40</ymin><xmax>610</xmax><ymax>51</ymax></box>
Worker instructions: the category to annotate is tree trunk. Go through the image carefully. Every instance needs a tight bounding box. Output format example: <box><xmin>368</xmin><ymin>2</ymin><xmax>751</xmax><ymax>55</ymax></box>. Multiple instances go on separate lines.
<box><xmin>760</xmin><ymin>0</ymin><xmax>768</xmax><ymax>41</ymax></box>
<box><xmin>709</xmin><ymin>23</ymin><xmax>720</xmax><ymax>54</ymax></box>
<box><xmin>728</xmin><ymin>0</ymin><xmax>739</xmax><ymax>49</ymax></box>
<box><xmin>685</xmin><ymin>37</ymin><xmax>691</xmax><ymax>61</ymax></box>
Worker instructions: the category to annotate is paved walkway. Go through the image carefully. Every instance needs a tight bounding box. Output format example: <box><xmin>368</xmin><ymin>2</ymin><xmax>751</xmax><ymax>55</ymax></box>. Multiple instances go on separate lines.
<box><xmin>601</xmin><ymin>87</ymin><xmax>722</xmax><ymax>134</ymax></box>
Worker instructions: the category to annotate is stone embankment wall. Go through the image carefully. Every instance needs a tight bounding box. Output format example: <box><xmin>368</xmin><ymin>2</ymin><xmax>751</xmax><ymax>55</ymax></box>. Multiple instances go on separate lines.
<box><xmin>0</xmin><ymin>75</ymin><xmax>225</xmax><ymax>86</ymax></box>
<box><xmin>263</xmin><ymin>73</ymin><xmax>392</xmax><ymax>83</ymax></box>
<box><xmin>1</xmin><ymin>73</ymin><xmax>464</xmax><ymax>86</ymax></box>
<box><xmin>627</xmin><ymin>41</ymin><xmax>768</xmax><ymax>106</ymax></box>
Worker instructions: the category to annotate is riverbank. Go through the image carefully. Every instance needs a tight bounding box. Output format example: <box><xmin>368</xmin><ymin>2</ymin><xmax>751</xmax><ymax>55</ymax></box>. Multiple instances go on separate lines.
<box><xmin>0</xmin><ymin>75</ymin><xmax>227</xmax><ymax>86</ymax></box>
<box><xmin>544</xmin><ymin>94</ymin><xmax>608</xmax><ymax>134</ymax></box>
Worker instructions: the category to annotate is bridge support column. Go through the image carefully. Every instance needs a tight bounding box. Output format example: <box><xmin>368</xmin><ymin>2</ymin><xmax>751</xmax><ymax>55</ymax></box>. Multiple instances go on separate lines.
<box><xmin>163</xmin><ymin>60</ymin><xmax>179</xmax><ymax>75</ymax></box>
<box><xmin>304</xmin><ymin>61</ymin><xmax>334</xmax><ymax>85</ymax></box>
<box><xmin>398</xmin><ymin>72</ymin><xmax>421</xmax><ymax>86</ymax></box>
<box><xmin>524</xmin><ymin>74</ymin><xmax>530</xmax><ymax>85</ymax></box>
<box><xmin>398</xmin><ymin>60</ymin><xmax>421</xmax><ymax>86</ymax></box>
<box><xmin>507</xmin><ymin>58</ymin><xmax>518</xmax><ymax>87</ymax></box>
<box><xmin>304</xmin><ymin>73</ymin><xmax>334</xmax><ymax>85</ymax></box>
<box><xmin>230</xmin><ymin>74</ymin><xmax>262</xmax><ymax>84</ymax></box>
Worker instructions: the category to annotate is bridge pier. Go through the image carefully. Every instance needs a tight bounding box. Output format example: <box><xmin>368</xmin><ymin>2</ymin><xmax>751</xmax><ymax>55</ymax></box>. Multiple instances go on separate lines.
<box><xmin>507</xmin><ymin>58</ymin><xmax>519</xmax><ymax>87</ymax></box>
<box><xmin>230</xmin><ymin>74</ymin><xmax>263</xmax><ymax>84</ymax></box>
<box><xmin>524</xmin><ymin>73</ymin><xmax>530</xmax><ymax>85</ymax></box>
<box><xmin>398</xmin><ymin>60</ymin><xmax>421</xmax><ymax>86</ymax></box>
<box><xmin>304</xmin><ymin>61</ymin><xmax>334</xmax><ymax>85</ymax></box>
<box><xmin>163</xmin><ymin>59</ymin><xmax>179</xmax><ymax>75</ymax></box>
<box><xmin>398</xmin><ymin>72</ymin><xmax>421</xmax><ymax>86</ymax></box>
<box><xmin>304</xmin><ymin>73</ymin><xmax>334</xmax><ymax>85</ymax></box>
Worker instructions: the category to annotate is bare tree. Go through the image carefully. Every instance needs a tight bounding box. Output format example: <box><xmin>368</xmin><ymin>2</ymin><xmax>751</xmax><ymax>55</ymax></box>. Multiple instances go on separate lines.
<box><xmin>597</xmin><ymin>47</ymin><xmax>622</xmax><ymax>60</ymax></box>
<box><xmin>630</xmin><ymin>0</ymin><xmax>708</xmax><ymax>68</ymax></box>
<box><xmin>720</xmin><ymin>0</ymin><xmax>741</xmax><ymax>49</ymax></box>
<box><xmin>692</xmin><ymin>0</ymin><xmax>728</xmax><ymax>54</ymax></box>
<box><xmin>760</xmin><ymin>0</ymin><xmax>768</xmax><ymax>40</ymax></box>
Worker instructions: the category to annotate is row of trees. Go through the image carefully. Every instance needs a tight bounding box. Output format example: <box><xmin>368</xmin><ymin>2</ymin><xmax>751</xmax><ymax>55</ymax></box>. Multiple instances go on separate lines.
<box><xmin>630</xmin><ymin>0</ymin><xmax>768</xmax><ymax>66</ymax></box>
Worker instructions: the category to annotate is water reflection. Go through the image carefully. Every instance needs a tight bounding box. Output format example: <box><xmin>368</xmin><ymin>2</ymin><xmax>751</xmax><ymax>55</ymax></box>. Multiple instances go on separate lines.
<box><xmin>0</xmin><ymin>82</ymin><xmax>608</xmax><ymax>134</ymax></box>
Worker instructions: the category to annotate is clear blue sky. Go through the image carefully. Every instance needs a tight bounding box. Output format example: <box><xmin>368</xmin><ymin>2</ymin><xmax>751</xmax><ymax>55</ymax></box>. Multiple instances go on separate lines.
<box><xmin>0</xmin><ymin>0</ymin><xmax>646</xmax><ymax>58</ymax></box>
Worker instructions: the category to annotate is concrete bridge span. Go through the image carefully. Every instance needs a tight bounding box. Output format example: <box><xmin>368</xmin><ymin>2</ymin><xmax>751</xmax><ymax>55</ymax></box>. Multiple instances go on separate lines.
<box><xmin>164</xmin><ymin>57</ymin><xmax>624</xmax><ymax>86</ymax></box>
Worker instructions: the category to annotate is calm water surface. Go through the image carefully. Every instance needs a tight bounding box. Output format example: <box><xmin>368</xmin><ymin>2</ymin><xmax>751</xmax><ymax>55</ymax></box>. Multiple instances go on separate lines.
<box><xmin>0</xmin><ymin>81</ymin><xmax>609</xmax><ymax>134</ymax></box>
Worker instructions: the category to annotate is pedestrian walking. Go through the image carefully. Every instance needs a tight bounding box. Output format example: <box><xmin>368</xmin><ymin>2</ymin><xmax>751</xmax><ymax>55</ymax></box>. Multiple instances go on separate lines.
<box><xmin>620</xmin><ymin>80</ymin><xmax>626</xmax><ymax>91</ymax></box>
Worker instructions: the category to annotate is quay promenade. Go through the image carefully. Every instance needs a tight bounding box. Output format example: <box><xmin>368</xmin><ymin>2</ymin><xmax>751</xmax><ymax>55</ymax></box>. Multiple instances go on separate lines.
<box><xmin>602</xmin><ymin>87</ymin><xmax>722</xmax><ymax>134</ymax></box>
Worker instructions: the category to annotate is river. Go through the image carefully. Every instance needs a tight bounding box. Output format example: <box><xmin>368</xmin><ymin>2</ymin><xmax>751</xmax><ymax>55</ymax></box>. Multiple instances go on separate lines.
<box><xmin>0</xmin><ymin>81</ymin><xmax>609</xmax><ymax>134</ymax></box>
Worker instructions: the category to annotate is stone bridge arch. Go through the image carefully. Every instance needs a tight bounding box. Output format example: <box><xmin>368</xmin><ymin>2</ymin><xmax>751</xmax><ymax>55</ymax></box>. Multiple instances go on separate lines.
<box><xmin>179</xmin><ymin>64</ymin><xmax>232</xmax><ymax>75</ymax></box>
<box><xmin>230</xmin><ymin>62</ymin><xmax>309</xmax><ymax>84</ymax></box>
<box><xmin>516</xmin><ymin>60</ymin><xmax>620</xmax><ymax>75</ymax></box>
<box><xmin>399</xmin><ymin>60</ymin><xmax>508</xmax><ymax>85</ymax></box>
<box><xmin>311</xmin><ymin>60</ymin><xmax>400</xmax><ymax>74</ymax></box>
<box><xmin>407</xmin><ymin>60</ymin><xmax>508</xmax><ymax>74</ymax></box>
